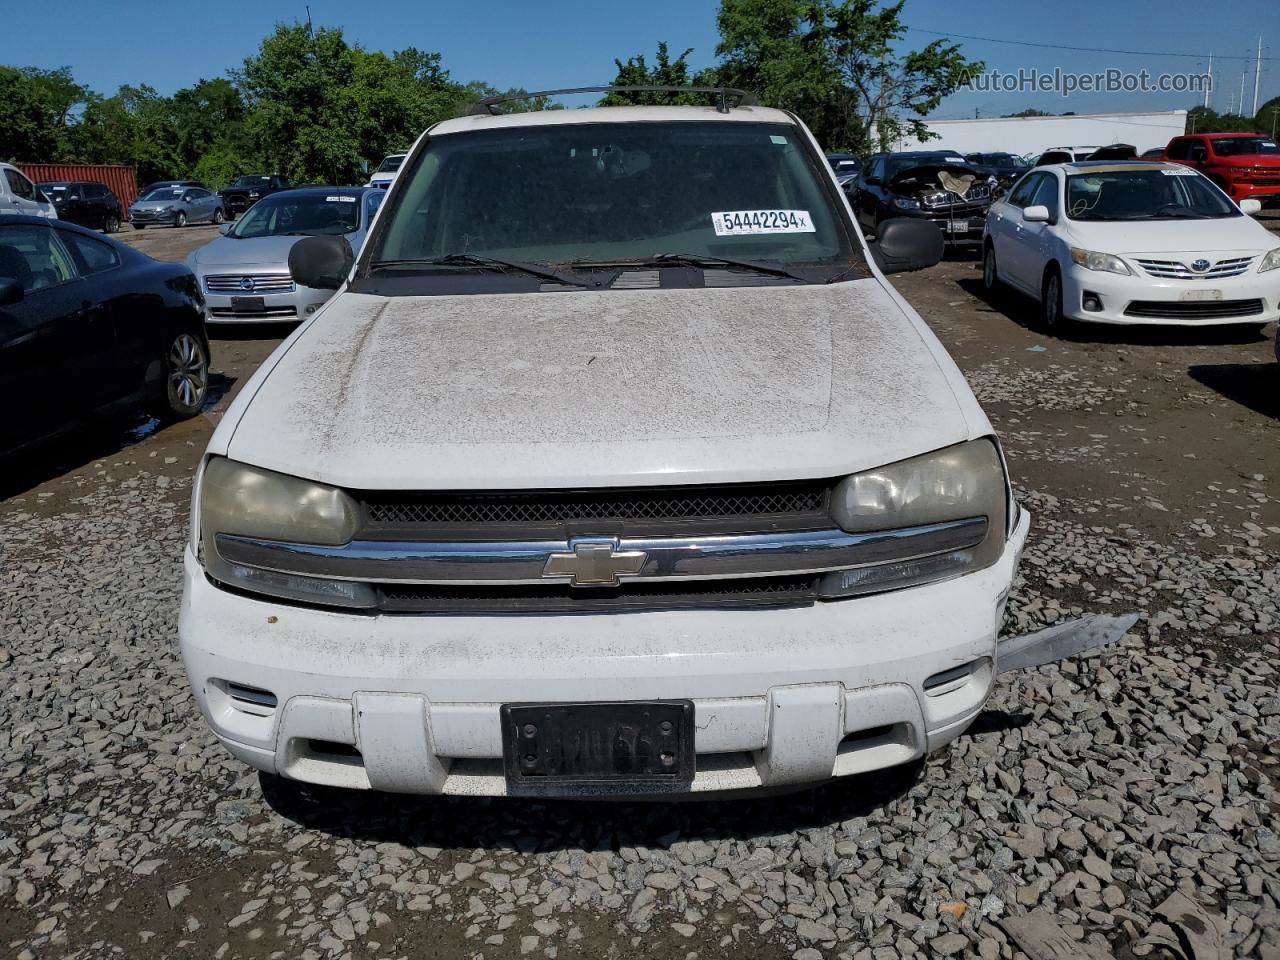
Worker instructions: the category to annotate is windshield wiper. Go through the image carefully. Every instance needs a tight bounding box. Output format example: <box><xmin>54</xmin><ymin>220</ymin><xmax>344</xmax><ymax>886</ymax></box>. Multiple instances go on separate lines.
<box><xmin>368</xmin><ymin>254</ymin><xmax>611</xmax><ymax>289</ymax></box>
<box><xmin>571</xmin><ymin>253</ymin><xmax>852</xmax><ymax>285</ymax></box>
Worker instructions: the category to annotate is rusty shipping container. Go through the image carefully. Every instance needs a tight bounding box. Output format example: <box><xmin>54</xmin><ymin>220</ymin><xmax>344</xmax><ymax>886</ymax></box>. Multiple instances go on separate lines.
<box><xmin>17</xmin><ymin>163</ymin><xmax>139</xmax><ymax>215</ymax></box>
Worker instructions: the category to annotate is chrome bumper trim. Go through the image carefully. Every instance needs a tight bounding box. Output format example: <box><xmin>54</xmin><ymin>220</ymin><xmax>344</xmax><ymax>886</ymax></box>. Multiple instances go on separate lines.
<box><xmin>214</xmin><ymin>518</ymin><xmax>988</xmax><ymax>586</ymax></box>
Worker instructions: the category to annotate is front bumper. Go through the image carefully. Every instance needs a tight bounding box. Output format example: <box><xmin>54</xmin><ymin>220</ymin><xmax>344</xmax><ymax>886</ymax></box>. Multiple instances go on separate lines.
<box><xmin>1226</xmin><ymin>181</ymin><xmax>1280</xmax><ymax>204</ymax></box>
<box><xmin>198</xmin><ymin>283</ymin><xmax>332</xmax><ymax>323</ymax></box>
<box><xmin>1061</xmin><ymin>261</ymin><xmax>1280</xmax><ymax>326</ymax></box>
<box><xmin>179</xmin><ymin>510</ymin><xmax>1030</xmax><ymax>797</ymax></box>
<box><xmin>130</xmin><ymin>209</ymin><xmax>179</xmax><ymax>225</ymax></box>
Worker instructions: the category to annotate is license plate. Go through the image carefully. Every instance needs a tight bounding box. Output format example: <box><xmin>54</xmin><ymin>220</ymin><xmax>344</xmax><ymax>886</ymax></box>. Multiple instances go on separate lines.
<box><xmin>501</xmin><ymin>701</ymin><xmax>694</xmax><ymax>786</ymax></box>
<box><xmin>945</xmin><ymin>220</ymin><xmax>970</xmax><ymax>233</ymax></box>
<box><xmin>1179</xmin><ymin>289</ymin><xmax>1222</xmax><ymax>302</ymax></box>
<box><xmin>231</xmin><ymin>296</ymin><xmax>266</xmax><ymax>313</ymax></box>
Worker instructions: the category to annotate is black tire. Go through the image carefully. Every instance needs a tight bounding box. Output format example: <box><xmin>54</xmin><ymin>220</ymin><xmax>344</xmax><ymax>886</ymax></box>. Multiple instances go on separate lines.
<box><xmin>213</xmin><ymin>207</ymin><xmax>225</xmax><ymax>225</ymax></box>
<box><xmin>147</xmin><ymin>330</ymin><xmax>209</xmax><ymax>421</ymax></box>
<box><xmin>173</xmin><ymin>211</ymin><xmax>187</xmax><ymax>228</ymax></box>
<box><xmin>982</xmin><ymin>242</ymin><xmax>1001</xmax><ymax>294</ymax></box>
<box><xmin>103</xmin><ymin>214</ymin><xmax>119</xmax><ymax>234</ymax></box>
<box><xmin>1040</xmin><ymin>266</ymin><xmax>1067</xmax><ymax>332</ymax></box>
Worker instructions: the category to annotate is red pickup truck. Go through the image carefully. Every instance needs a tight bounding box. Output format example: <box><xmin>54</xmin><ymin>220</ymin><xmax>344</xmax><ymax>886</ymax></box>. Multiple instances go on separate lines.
<box><xmin>1162</xmin><ymin>133</ymin><xmax>1280</xmax><ymax>205</ymax></box>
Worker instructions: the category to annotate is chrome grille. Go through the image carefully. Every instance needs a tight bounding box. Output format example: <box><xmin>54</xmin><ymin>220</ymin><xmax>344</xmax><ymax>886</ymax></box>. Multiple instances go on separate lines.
<box><xmin>360</xmin><ymin>481</ymin><xmax>829</xmax><ymax>529</ymax></box>
<box><xmin>1136</xmin><ymin>256</ymin><xmax>1256</xmax><ymax>279</ymax></box>
<box><xmin>209</xmin><ymin>306</ymin><xmax>298</xmax><ymax>319</ymax></box>
<box><xmin>205</xmin><ymin>274</ymin><xmax>295</xmax><ymax>294</ymax></box>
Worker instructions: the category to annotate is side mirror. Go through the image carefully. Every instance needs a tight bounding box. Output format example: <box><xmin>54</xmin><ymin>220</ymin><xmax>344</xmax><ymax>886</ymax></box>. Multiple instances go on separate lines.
<box><xmin>0</xmin><ymin>277</ymin><xmax>24</xmax><ymax>307</ymax></box>
<box><xmin>289</xmin><ymin>235</ymin><xmax>354</xmax><ymax>290</ymax></box>
<box><xmin>1022</xmin><ymin>205</ymin><xmax>1050</xmax><ymax>223</ymax></box>
<box><xmin>863</xmin><ymin>175</ymin><xmax>881</xmax><ymax>186</ymax></box>
<box><xmin>1240</xmin><ymin>198</ymin><xmax>1262</xmax><ymax>216</ymax></box>
<box><xmin>870</xmin><ymin>217</ymin><xmax>944</xmax><ymax>275</ymax></box>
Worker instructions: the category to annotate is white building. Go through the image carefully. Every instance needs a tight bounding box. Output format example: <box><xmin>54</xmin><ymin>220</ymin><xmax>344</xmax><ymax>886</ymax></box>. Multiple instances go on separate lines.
<box><xmin>877</xmin><ymin>110</ymin><xmax>1188</xmax><ymax>157</ymax></box>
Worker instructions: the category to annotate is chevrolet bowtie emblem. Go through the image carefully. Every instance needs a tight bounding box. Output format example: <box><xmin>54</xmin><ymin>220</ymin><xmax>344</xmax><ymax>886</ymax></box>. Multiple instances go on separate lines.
<box><xmin>543</xmin><ymin>539</ymin><xmax>647</xmax><ymax>586</ymax></box>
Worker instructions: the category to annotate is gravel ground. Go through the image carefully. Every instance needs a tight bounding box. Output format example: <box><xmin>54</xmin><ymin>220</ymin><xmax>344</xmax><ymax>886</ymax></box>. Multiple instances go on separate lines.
<box><xmin>1</xmin><ymin>222</ymin><xmax>1278</xmax><ymax>960</ymax></box>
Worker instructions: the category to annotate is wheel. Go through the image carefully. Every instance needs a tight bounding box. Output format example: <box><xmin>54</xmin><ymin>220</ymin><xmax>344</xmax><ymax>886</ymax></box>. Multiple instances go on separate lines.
<box><xmin>213</xmin><ymin>207</ymin><xmax>225</xmax><ymax>225</ymax></box>
<box><xmin>174</xmin><ymin>211</ymin><xmax>187</xmax><ymax>228</ymax></box>
<box><xmin>982</xmin><ymin>242</ymin><xmax>1001</xmax><ymax>293</ymax></box>
<box><xmin>103</xmin><ymin>214</ymin><xmax>119</xmax><ymax>234</ymax></box>
<box><xmin>148</xmin><ymin>330</ymin><xmax>208</xmax><ymax>421</ymax></box>
<box><xmin>1040</xmin><ymin>267</ymin><xmax>1066</xmax><ymax>331</ymax></box>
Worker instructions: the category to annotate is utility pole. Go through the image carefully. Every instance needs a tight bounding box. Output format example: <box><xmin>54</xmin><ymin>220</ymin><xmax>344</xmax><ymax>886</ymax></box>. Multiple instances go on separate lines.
<box><xmin>1253</xmin><ymin>37</ymin><xmax>1262</xmax><ymax>117</ymax></box>
<box><xmin>1204</xmin><ymin>52</ymin><xmax>1212</xmax><ymax>110</ymax></box>
<box><xmin>1239</xmin><ymin>65</ymin><xmax>1247</xmax><ymax>118</ymax></box>
<box><xmin>1273</xmin><ymin>106</ymin><xmax>1279</xmax><ymax>140</ymax></box>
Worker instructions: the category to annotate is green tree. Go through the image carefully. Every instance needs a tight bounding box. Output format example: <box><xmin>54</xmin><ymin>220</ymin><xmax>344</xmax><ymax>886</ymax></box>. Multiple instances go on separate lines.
<box><xmin>460</xmin><ymin>81</ymin><xmax>562</xmax><ymax>114</ymax></box>
<box><xmin>600</xmin><ymin>42</ymin><xmax>720</xmax><ymax>105</ymax></box>
<box><xmin>0</xmin><ymin>66</ymin><xmax>88</xmax><ymax>161</ymax></box>
<box><xmin>713</xmin><ymin>0</ymin><xmax>981</xmax><ymax>152</ymax></box>
<box><xmin>235</xmin><ymin>23</ymin><xmax>464</xmax><ymax>184</ymax></box>
<box><xmin>1002</xmin><ymin>108</ymin><xmax>1051</xmax><ymax>118</ymax></box>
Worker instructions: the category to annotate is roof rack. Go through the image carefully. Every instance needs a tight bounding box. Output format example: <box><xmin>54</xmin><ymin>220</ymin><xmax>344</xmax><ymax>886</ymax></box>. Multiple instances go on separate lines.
<box><xmin>467</xmin><ymin>85</ymin><xmax>758</xmax><ymax>117</ymax></box>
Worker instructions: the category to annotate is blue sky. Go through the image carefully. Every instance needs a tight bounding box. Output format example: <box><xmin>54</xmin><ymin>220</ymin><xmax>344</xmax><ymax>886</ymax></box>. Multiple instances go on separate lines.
<box><xmin>3</xmin><ymin>0</ymin><xmax>1276</xmax><ymax>118</ymax></box>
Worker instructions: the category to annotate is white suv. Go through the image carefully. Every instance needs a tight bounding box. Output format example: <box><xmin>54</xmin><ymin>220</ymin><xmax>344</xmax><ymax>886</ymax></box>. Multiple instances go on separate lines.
<box><xmin>983</xmin><ymin>160</ymin><xmax>1279</xmax><ymax>328</ymax></box>
<box><xmin>180</xmin><ymin>97</ymin><xmax>1028</xmax><ymax>798</ymax></box>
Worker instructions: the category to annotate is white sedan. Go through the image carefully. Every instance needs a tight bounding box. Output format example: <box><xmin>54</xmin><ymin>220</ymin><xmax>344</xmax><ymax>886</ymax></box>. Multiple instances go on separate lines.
<box><xmin>982</xmin><ymin>160</ymin><xmax>1280</xmax><ymax>328</ymax></box>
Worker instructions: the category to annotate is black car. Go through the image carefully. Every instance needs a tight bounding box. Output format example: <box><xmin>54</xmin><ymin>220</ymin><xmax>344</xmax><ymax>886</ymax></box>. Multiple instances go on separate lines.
<box><xmin>218</xmin><ymin>175</ymin><xmax>291</xmax><ymax>218</ymax></box>
<box><xmin>825</xmin><ymin>152</ymin><xmax>862</xmax><ymax>186</ymax></box>
<box><xmin>964</xmin><ymin>152</ymin><xmax>1031</xmax><ymax>190</ymax></box>
<box><xmin>850</xmin><ymin>152</ymin><xmax>995</xmax><ymax>245</ymax></box>
<box><xmin>0</xmin><ymin>215</ymin><xmax>210</xmax><ymax>457</ymax></box>
<box><xmin>36</xmin><ymin>181</ymin><xmax>124</xmax><ymax>233</ymax></box>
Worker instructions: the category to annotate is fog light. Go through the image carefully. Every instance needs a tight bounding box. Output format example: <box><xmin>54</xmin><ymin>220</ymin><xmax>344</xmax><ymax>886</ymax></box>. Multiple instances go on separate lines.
<box><xmin>305</xmin><ymin>304</ymin><xmax>318</xmax><ymax>314</ymax></box>
<box><xmin>1082</xmin><ymin>292</ymin><xmax>1103</xmax><ymax>312</ymax></box>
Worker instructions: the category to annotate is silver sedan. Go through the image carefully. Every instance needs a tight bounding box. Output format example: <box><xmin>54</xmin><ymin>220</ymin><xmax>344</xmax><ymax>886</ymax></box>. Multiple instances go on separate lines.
<box><xmin>183</xmin><ymin>187</ymin><xmax>384</xmax><ymax>323</ymax></box>
<box><xmin>130</xmin><ymin>185</ymin><xmax>225</xmax><ymax>228</ymax></box>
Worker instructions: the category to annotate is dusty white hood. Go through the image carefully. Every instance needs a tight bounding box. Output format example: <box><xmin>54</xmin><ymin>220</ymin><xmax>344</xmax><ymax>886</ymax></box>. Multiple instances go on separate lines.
<box><xmin>224</xmin><ymin>280</ymin><xmax>980</xmax><ymax>489</ymax></box>
<box><xmin>1064</xmin><ymin>215</ymin><xmax>1278</xmax><ymax>257</ymax></box>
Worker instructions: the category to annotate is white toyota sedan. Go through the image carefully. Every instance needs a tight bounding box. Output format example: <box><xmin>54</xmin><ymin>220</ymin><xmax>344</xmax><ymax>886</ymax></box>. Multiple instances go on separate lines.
<box><xmin>983</xmin><ymin>160</ymin><xmax>1279</xmax><ymax>328</ymax></box>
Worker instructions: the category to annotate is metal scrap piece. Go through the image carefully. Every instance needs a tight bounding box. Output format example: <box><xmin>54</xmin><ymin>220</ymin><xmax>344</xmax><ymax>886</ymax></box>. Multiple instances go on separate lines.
<box><xmin>1155</xmin><ymin>891</ymin><xmax>1229</xmax><ymax>960</ymax></box>
<box><xmin>996</xmin><ymin>613</ymin><xmax>1140</xmax><ymax>674</ymax></box>
<box><xmin>1000</xmin><ymin>912</ymin><xmax>1116</xmax><ymax>960</ymax></box>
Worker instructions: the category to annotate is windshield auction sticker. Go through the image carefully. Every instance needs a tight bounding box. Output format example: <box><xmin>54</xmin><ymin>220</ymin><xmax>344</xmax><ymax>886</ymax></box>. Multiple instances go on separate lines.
<box><xmin>711</xmin><ymin>210</ymin><xmax>815</xmax><ymax>236</ymax></box>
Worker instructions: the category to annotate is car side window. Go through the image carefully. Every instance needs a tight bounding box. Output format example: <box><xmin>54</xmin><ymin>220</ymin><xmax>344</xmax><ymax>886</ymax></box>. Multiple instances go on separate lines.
<box><xmin>364</xmin><ymin>190</ymin><xmax>384</xmax><ymax>224</ymax></box>
<box><xmin>1006</xmin><ymin>174</ymin><xmax>1042</xmax><ymax>209</ymax></box>
<box><xmin>1165</xmin><ymin>139</ymin><xmax>1188</xmax><ymax>160</ymax></box>
<box><xmin>870</xmin><ymin>158</ymin><xmax>885</xmax><ymax>181</ymax></box>
<box><xmin>5</xmin><ymin>170</ymin><xmax>37</xmax><ymax>201</ymax></box>
<box><xmin>85</xmin><ymin>184</ymin><xmax>106</xmax><ymax>200</ymax></box>
<box><xmin>1030</xmin><ymin>175</ymin><xmax>1059</xmax><ymax>215</ymax></box>
<box><xmin>0</xmin><ymin>225</ymin><xmax>80</xmax><ymax>294</ymax></box>
<box><xmin>61</xmin><ymin>230</ymin><xmax>120</xmax><ymax>276</ymax></box>
<box><xmin>1189</xmin><ymin>140</ymin><xmax>1208</xmax><ymax>161</ymax></box>
<box><xmin>191</xmin><ymin>188</ymin><xmax>210</xmax><ymax>199</ymax></box>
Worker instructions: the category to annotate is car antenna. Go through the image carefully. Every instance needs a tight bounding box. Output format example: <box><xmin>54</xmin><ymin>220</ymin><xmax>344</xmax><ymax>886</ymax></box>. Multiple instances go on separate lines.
<box><xmin>467</xmin><ymin>85</ymin><xmax>758</xmax><ymax>116</ymax></box>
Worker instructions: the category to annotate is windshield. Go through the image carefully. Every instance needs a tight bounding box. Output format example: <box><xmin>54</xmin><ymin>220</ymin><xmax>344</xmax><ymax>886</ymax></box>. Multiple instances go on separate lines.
<box><xmin>1211</xmin><ymin>137</ymin><xmax>1278</xmax><ymax>157</ymax></box>
<box><xmin>368</xmin><ymin>121</ymin><xmax>857</xmax><ymax>271</ymax></box>
<box><xmin>884</xmin><ymin>157</ymin><xmax>968</xmax><ymax>180</ymax></box>
<box><xmin>376</xmin><ymin>155</ymin><xmax>406</xmax><ymax>173</ymax></box>
<box><xmin>39</xmin><ymin>184</ymin><xmax>68</xmax><ymax>196</ymax></box>
<box><xmin>140</xmin><ymin>187</ymin><xmax>185</xmax><ymax>202</ymax></box>
<box><xmin>230</xmin><ymin>193</ymin><xmax>361</xmax><ymax>238</ymax></box>
<box><xmin>233</xmin><ymin>176</ymin><xmax>272</xmax><ymax>188</ymax></box>
<box><xmin>1065</xmin><ymin>169</ymin><xmax>1238</xmax><ymax>221</ymax></box>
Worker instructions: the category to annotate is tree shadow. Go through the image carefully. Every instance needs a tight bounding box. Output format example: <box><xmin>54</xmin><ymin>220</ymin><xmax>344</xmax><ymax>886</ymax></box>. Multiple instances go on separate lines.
<box><xmin>0</xmin><ymin>372</ymin><xmax>235</xmax><ymax>500</ymax></box>
<box><xmin>955</xmin><ymin>277</ymin><xmax>1273</xmax><ymax>346</ymax></box>
<box><xmin>1188</xmin><ymin>361</ymin><xmax>1279</xmax><ymax>419</ymax></box>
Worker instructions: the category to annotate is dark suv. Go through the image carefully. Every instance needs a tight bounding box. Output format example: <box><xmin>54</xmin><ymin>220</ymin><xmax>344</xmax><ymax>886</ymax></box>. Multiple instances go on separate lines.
<box><xmin>850</xmin><ymin>151</ymin><xmax>994</xmax><ymax>245</ymax></box>
<box><xmin>36</xmin><ymin>181</ymin><xmax>124</xmax><ymax>233</ymax></box>
<box><xmin>218</xmin><ymin>175</ymin><xmax>291</xmax><ymax>218</ymax></box>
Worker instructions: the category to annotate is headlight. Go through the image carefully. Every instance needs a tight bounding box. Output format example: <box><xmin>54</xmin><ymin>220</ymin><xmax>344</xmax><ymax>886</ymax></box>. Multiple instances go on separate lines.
<box><xmin>819</xmin><ymin>439</ymin><xmax>1009</xmax><ymax>599</ymax></box>
<box><xmin>1070</xmin><ymin>247</ymin><xmax>1131</xmax><ymax>276</ymax></box>
<box><xmin>249</xmin><ymin>191</ymin><xmax>260</xmax><ymax>197</ymax></box>
<box><xmin>1259</xmin><ymin>248</ymin><xmax>1280</xmax><ymax>273</ymax></box>
<box><xmin>892</xmin><ymin>196</ymin><xmax>921</xmax><ymax>210</ymax></box>
<box><xmin>199</xmin><ymin>458</ymin><xmax>373</xmax><ymax>608</ymax></box>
